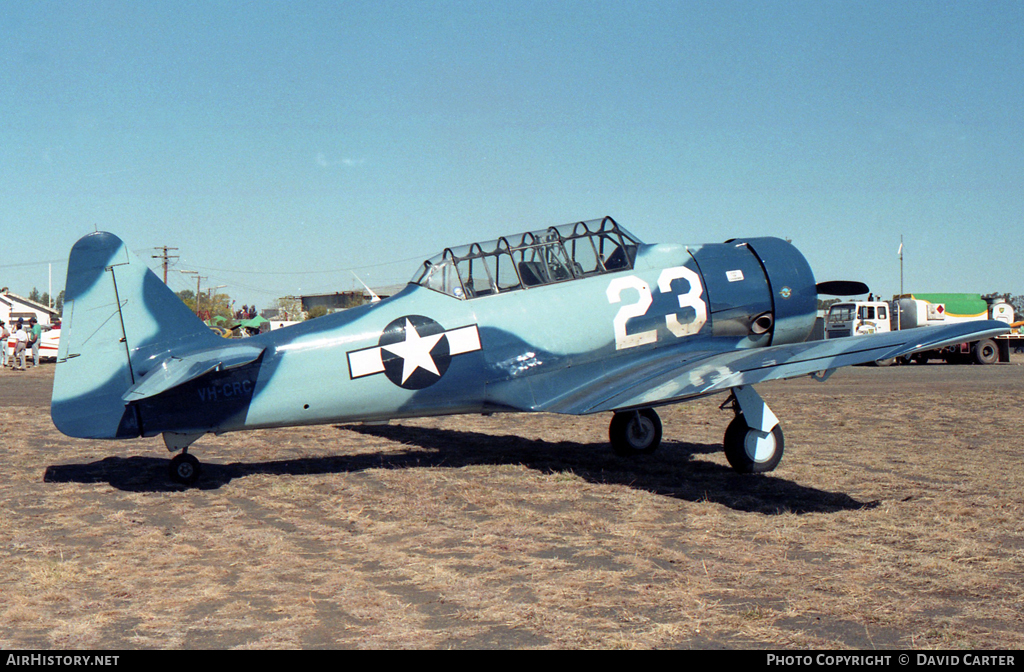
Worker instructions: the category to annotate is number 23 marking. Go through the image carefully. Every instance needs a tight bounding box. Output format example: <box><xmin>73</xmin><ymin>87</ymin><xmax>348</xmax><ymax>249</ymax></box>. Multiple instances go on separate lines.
<box><xmin>606</xmin><ymin>266</ymin><xmax>708</xmax><ymax>350</ymax></box>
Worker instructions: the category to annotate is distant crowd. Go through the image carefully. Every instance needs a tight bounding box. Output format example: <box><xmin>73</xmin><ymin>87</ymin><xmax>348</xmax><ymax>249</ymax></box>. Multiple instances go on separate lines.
<box><xmin>235</xmin><ymin>304</ymin><xmax>258</xmax><ymax>320</ymax></box>
<box><xmin>0</xmin><ymin>317</ymin><xmax>46</xmax><ymax>371</ymax></box>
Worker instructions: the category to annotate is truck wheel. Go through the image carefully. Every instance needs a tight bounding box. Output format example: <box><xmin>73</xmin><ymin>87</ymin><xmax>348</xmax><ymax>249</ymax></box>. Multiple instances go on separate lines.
<box><xmin>974</xmin><ymin>339</ymin><xmax>999</xmax><ymax>365</ymax></box>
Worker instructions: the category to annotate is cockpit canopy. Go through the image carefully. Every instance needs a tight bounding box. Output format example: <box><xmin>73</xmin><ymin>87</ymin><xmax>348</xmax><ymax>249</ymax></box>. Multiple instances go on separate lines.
<box><xmin>412</xmin><ymin>217</ymin><xmax>641</xmax><ymax>300</ymax></box>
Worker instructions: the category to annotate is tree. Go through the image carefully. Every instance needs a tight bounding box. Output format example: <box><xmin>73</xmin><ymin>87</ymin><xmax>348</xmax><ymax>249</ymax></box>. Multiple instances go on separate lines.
<box><xmin>306</xmin><ymin>305</ymin><xmax>329</xmax><ymax>320</ymax></box>
<box><xmin>202</xmin><ymin>292</ymin><xmax>234</xmax><ymax>322</ymax></box>
<box><xmin>26</xmin><ymin>287</ymin><xmax>57</xmax><ymax>310</ymax></box>
<box><xmin>817</xmin><ymin>297</ymin><xmax>841</xmax><ymax>312</ymax></box>
<box><xmin>276</xmin><ymin>296</ymin><xmax>302</xmax><ymax>321</ymax></box>
<box><xmin>176</xmin><ymin>289</ymin><xmax>197</xmax><ymax>311</ymax></box>
<box><xmin>175</xmin><ymin>288</ymin><xmax>239</xmax><ymax>322</ymax></box>
<box><xmin>1008</xmin><ymin>295</ymin><xmax>1024</xmax><ymax>321</ymax></box>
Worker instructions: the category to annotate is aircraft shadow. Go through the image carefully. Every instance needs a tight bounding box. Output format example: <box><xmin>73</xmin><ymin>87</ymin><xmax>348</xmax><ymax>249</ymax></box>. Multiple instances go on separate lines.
<box><xmin>44</xmin><ymin>425</ymin><xmax>877</xmax><ymax>515</ymax></box>
<box><xmin>341</xmin><ymin>424</ymin><xmax>877</xmax><ymax>515</ymax></box>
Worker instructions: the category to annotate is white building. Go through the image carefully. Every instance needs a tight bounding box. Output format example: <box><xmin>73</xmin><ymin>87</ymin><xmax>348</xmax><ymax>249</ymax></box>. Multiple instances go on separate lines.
<box><xmin>0</xmin><ymin>291</ymin><xmax>60</xmax><ymax>328</ymax></box>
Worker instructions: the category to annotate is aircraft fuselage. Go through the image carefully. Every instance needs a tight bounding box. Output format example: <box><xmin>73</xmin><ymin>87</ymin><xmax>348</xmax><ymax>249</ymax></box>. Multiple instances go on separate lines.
<box><xmin>128</xmin><ymin>237</ymin><xmax>815</xmax><ymax>438</ymax></box>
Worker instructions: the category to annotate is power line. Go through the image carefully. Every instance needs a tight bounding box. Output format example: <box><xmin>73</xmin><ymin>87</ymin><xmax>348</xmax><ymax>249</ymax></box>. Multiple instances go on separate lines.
<box><xmin>0</xmin><ymin>258</ymin><xmax>67</xmax><ymax>270</ymax></box>
<box><xmin>181</xmin><ymin>253</ymin><xmax>427</xmax><ymax>276</ymax></box>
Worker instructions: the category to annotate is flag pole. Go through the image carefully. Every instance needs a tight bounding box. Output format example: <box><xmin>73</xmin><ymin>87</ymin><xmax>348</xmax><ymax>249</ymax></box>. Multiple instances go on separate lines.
<box><xmin>898</xmin><ymin>236</ymin><xmax>904</xmax><ymax>331</ymax></box>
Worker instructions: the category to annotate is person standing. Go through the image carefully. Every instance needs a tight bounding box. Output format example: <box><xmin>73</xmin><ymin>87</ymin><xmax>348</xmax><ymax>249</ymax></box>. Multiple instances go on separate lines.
<box><xmin>0</xmin><ymin>321</ymin><xmax>8</xmax><ymax>368</ymax></box>
<box><xmin>13</xmin><ymin>320</ymin><xmax>27</xmax><ymax>371</ymax></box>
<box><xmin>29</xmin><ymin>317</ymin><xmax>42</xmax><ymax>367</ymax></box>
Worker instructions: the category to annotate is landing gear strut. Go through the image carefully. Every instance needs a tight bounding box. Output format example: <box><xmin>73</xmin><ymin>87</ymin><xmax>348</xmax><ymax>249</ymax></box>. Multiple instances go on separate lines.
<box><xmin>609</xmin><ymin>408</ymin><xmax>662</xmax><ymax>456</ymax></box>
<box><xmin>607</xmin><ymin>387</ymin><xmax>786</xmax><ymax>472</ymax></box>
<box><xmin>721</xmin><ymin>385</ymin><xmax>785</xmax><ymax>473</ymax></box>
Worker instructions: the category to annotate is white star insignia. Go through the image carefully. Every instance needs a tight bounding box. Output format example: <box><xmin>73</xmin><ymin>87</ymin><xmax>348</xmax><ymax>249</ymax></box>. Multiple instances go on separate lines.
<box><xmin>380</xmin><ymin>319</ymin><xmax>445</xmax><ymax>384</ymax></box>
<box><xmin>347</xmin><ymin>321</ymin><xmax>481</xmax><ymax>386</ymax></box>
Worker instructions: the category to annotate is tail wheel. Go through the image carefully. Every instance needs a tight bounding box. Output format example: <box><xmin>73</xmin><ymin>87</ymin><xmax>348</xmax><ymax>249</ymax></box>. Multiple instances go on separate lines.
<box><xmin>169</xmin><ymin>453</ymin><xmax>201</xmax><ymax>486</ymax></box>
<box><xmin>609</xmin><ymin>409</ymin><xmax>662</xmax><ymax>456</ymax></box>
<box><xmin>973</xmin><ymin>339</ymin><xmax>998</xmax><ymax>365</ymax></box>
<box><xmin>724</xmin><ymin>415</ymin><xmax>784</xmax><ymax>473</ymax></box>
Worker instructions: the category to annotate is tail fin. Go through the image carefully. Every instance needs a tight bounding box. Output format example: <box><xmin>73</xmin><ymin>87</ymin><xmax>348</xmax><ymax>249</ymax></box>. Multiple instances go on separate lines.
<box><xmin>51</xmin><ymin>232</ymin><xmax>220</xmax><ymax>439</ymax></box>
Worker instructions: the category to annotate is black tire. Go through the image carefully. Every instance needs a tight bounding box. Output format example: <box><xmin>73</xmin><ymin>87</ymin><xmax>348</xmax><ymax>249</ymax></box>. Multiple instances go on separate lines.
<box><xmin>723</xmin><ymin>415</ymin><xmax>784</xmax><ymax>474</ymax></box>
<box><xmin>973</xmin><ymin>339</ymin><xmax>998</xmax><ymax>365</ymax></box>
<box><xmin>169</xmin><ymin>453</ymin><xmax>201</xmax><ymax>486</ymax></box>
<box><xmin>609</xmin><ymin>409</ymin><xmax>662</xmax><ymax>456</ymax></box>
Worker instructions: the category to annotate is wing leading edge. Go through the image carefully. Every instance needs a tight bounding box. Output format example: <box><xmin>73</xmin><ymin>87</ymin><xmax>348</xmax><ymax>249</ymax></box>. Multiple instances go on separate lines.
<box><xmin>548</xmin><ymin>321</ymin><xmax>1010</xmax><ymax>415</ymax></box>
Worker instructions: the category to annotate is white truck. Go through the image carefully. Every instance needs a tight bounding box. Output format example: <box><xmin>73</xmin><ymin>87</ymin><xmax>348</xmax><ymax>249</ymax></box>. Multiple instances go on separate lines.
<box><xmin>824</xmin><ymin>293</ymin><xmax>1023</xmax><ymax>364</ymax></box>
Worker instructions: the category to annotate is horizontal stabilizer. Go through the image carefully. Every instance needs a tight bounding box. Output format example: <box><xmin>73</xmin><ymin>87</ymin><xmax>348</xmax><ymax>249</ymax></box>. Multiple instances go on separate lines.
<box><xmin>122</xmin><ymin>345</ymin><xmax>265</xmax><ymax>402</ymax></box>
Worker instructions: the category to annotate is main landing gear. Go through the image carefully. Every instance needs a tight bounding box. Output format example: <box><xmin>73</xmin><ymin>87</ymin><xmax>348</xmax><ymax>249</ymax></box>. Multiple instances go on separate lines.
<box><xmin>719</xmin><ymin>385</ymin><xmax>785</xmax><ymax>473</ymax></box>
<box><xmin>608</xmin><ymin>385</ymin><xmax>784</xmax><ymax>474</ymax></box>
<box><xmin>165</xmin><ymin>432</ymin><xmax>204</xmax><ymax>486</ymax></box>
<box><xmin>608</xmin><ymin>408</ymin><xmax>663</xmax><ymax>456</ymax></box>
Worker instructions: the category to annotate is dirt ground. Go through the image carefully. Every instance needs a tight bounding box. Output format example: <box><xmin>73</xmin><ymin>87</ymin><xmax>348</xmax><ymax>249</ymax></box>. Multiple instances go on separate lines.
<box><xmin>1</xmin><ymin>356</ymin><xmax>1023</xmax><ymax>649</ymax></box>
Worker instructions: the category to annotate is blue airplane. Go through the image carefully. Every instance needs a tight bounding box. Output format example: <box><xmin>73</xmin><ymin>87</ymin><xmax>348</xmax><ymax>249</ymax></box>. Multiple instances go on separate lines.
<box><xmin>51</xmin><ymin>217</ymin><xmax>1008</xmax><ymax>485</ymax></box>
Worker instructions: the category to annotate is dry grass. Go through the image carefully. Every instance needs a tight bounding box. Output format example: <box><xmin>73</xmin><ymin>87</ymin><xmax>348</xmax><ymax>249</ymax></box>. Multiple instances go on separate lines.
<box><xmin>1</xmin><ymin>359</ymin><xmax>1023</xmax><ymax>648</ymax></box>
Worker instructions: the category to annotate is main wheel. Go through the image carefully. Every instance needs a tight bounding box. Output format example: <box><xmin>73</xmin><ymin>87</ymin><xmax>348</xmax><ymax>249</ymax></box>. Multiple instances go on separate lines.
<box><xmin>609</xmin><ymin>409</ymin><xmax>662</xmax><ymax>456</ymax></box>
<box><xmin>973</xmin><ymin>339</ymin><xmax>998</xmax><ymax>365</ymax></box>
<box><xmin>723</xmin><ymin>415</ymin><xmax>784</xmax><ymax>473</ymax></box>
<box><xmin>169</xmin><ymin>453</ymin><xmax>201</xmax><ymax>486</ymax></box>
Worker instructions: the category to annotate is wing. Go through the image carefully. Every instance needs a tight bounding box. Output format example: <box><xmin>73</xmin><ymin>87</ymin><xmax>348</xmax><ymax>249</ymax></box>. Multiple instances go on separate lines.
<box><xmin>542</xmin><ymin>321</ymin><xmax>1010</xmax><ymax>415</ymax></box>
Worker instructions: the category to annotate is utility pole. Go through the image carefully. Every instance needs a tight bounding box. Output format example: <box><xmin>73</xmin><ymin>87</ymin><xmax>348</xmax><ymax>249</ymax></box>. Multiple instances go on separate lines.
<box><xmin>194</xmin><ymin>274</ymin><xmax>205</xmax><ymax>316</ymax></box>
<box><xmin>152</xmin><ymin>246</ymin><xmax>179</xmax><ymax>284</ymax></box>
<box><xmin>180</xmin><ymin>270</ymin><xmax>204</xmax><ymax>316</ymax></box>
<box><xmin>207</xmin><ymin>285</ymin><xmax>226</xmax><ymax>318</ymax></box>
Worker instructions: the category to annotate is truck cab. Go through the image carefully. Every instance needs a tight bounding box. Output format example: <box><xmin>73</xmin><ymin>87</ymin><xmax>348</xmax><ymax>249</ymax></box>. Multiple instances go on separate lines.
<box><xmin>824</xmin><ymin>301</ymin><xmax>892</xmax><ymax>339</ymax></box>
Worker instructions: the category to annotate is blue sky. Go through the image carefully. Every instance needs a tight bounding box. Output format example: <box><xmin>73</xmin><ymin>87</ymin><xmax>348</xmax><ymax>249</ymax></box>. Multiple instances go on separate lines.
<box><xmin>2</xmin><ymin>1</ymin><xmax>1022</xmax><ymax>308</ymax></box>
